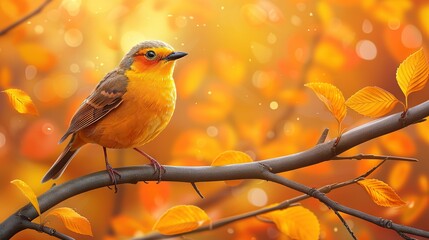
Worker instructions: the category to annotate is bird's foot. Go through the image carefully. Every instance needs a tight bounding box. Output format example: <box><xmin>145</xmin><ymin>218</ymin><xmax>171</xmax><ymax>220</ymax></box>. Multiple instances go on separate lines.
<box><xmin>105</xmin><ymin>163</ymin><xmax>121</xmax><ymax>193</ymax></box>
<box><xmin>134</xmin><ymin>148</ymin><xmax>166</xmax><ymax>183</ymax></box>
<box><xmin>149</xmin><ymin>158</ymin><xmax>166</xmax><ymax>183</ymax></box>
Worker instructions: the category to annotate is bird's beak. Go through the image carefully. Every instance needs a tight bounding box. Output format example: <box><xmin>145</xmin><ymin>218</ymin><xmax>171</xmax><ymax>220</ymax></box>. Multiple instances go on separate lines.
<box><xmin>163</xmin><ymin>51</ymin><xmax>188</xmax><ymax>61</ymax></box>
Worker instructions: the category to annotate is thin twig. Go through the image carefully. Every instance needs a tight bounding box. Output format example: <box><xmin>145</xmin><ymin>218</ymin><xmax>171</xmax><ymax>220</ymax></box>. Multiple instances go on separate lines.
<box><xmin>317</xmin><ymin>128</ymin><xmax>329</xmax><ymax>144</ymax></box>
<box><xmin>333</xmin><ymin>154</ymin><xmax>418</xmax><ymax>162</ymax></box>
<box><xmin>190</xmin><ymin>182</ymin><xmax>204</xmax><ymax>199</ymax></box>
<box><xmin>22</xmin><ymin>221</ymin><xmax>74</xmax><ymax>240</ymax></box>
<box><xmin>332</xmin><ymin>210</ymin><xmax>357</xmax><ymax>240</ymax></box>
<box><xmin>395</xmin><ymin>230</ymin><xmax>416</xmax><ymax>240</ymax></box>
<box><xmin>0</xmin><ymin>0</ymin><xmax>53</xmax><ymax>36</ymax></box>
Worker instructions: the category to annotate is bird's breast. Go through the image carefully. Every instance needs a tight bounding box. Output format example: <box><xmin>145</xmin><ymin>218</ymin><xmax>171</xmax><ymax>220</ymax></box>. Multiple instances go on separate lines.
<box><xmin>80</xmin><ymin>73</ymin><xmax>176</xmax><ymax>148</ymax></box>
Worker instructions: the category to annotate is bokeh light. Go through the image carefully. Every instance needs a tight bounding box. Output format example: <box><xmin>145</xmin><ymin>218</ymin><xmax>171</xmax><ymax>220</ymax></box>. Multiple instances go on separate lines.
<box><xmin>247</xmin><ymin>188</ymin><xmax>268</xmax><ymax>207</ymax></box>
<box><xmin>356</xmin><ymin>40</ymin><xmax>377</xmax><ymax>60</ymax></box>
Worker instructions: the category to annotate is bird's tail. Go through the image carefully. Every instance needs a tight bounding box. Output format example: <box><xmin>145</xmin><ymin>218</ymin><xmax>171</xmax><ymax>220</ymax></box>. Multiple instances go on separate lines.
<box><xmin>41</xmin><ymin>134</ymin><xmax>83</xmax><ymax>183</ymax></box>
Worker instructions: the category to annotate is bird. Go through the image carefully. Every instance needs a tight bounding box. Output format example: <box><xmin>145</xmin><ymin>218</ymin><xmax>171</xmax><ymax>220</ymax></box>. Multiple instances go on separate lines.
<box><xmin>41</xmin><ymin>40</ymin><xmax>187</xmax><ymax>191</ymax></box>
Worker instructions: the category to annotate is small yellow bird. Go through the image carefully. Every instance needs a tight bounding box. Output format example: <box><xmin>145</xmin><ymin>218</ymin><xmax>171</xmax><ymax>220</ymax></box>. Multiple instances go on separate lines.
<box><xmin>41</xmin><ymin>40</ymin><xmax>187</xmax><ymax>190</ymax></box>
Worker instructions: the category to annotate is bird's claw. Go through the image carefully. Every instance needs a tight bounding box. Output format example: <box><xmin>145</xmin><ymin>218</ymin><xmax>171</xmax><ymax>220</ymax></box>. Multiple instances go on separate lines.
<box><xmin>149</xmin><ymin>159</ymin><xmax>166</xmax><ymax>183</ymax></box>
<box><xmin>106</xmin><ymin>163</ymin><xmax>121</xmax><ymax>193</ymax></box>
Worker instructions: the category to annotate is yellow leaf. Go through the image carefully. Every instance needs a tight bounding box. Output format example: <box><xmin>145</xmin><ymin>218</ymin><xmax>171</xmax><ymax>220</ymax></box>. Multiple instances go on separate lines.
<box><xmin>305</xmin><ymin>82</ymin><xmax>346</xmax><ymax>131</ymax></box>
<box><xmin>396</xmin><ymin>48</ymin><xmax>429</xmax><ymax>108</ymax></box>
<box><xmin>211</xmin><ymin>150</ymin><xmax>253</xmax><ymax>186</ymax></box>
<box><xmin>3</xmin><ymin>88</ymin><xmax>38</xmax><ymax>115</ymax></box>
<box><xmin>259</xmin><ymin>206</ymin><xmax>320</xmax><ymax>240</ymax></box>
<box><xmin>357</xmin><ymin>179</ymin><xmax>406</xmax><ymax>207</ymax></box>
<box><xmin>10</xmin><ymin>179</ymin><xmax>41</xmax><ymax>223</ymax></box>
<box><xmin>211</xmin><ymin>150</ymin><xmax>253</xmax><ymax>166</ymax></box>
<box><xmin>345</xmin><ymin>86</ymin><xmax>400</xmax><ymax>117</ymax></box>
<box><xmin>46</xmin><ymin>207</ymin><xmax>93</xmax><ymax>236</ymax></box>
<box><xmin>153</xmin><ymin>205</ymin><xmax>211</xmax><ymax>235</ymax></box>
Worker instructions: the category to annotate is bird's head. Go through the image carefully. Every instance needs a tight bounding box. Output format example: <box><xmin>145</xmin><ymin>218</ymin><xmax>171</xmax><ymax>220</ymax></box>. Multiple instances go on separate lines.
<box><xmin>120</xmin><ymin>40</ymin><xmax>187</xmax><ymax>77</ymax></box>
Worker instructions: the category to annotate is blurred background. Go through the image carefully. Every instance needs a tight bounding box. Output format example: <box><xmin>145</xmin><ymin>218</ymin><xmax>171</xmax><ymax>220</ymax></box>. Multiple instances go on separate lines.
<box><xmin>1</xmin><ymin>0</ymin><xmax>428</xmax><ymax>239</ymax></box>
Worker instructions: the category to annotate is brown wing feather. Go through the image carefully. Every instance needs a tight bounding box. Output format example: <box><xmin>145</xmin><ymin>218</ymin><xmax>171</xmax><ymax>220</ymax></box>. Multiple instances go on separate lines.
<box><xmin>59</xmin><ymin>68</ymin><xmax>128</xmax><ymax>143</ymax></box>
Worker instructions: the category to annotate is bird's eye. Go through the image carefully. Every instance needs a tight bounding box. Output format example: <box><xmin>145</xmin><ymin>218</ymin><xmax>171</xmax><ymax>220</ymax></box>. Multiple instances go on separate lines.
<box><xmin>145</xmin><ymin>50</ymin><xmax>157</xmax><ymax>60</ymax></box>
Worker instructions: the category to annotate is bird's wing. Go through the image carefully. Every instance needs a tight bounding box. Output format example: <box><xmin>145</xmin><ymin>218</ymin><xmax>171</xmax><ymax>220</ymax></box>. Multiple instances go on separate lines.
<box><xmin>59</xmin><ymin>69</ymin><xmax>129</xmax><ymax>143</ymax></box>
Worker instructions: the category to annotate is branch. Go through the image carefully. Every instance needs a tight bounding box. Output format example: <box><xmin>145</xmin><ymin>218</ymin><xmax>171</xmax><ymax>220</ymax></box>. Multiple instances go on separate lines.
<box><xmin>333</xmin><ymin>154</ymin><xmax>418</xmax><ymax>162</ymax></box>
<box><xmin>137</xmin><ymin>158</ymin><xmax>387</xmax><ymax>239</ymax></box>
<box><xmin>261</xmin><ymin>172</ymin><xmax>429</xmax><ymax>238</ymax></box>
<box><xmin>1</xmin><ymin>100</ymin><xmax>429</xmax><ymax>239</ymax></box>
<box><xmin>0</xmin><ymin>0</ymin><xmax>53</xmax><ymax>36</ymax></box>
<box><xmin>22</xmin><ymin>221</ymin><xmax>74</xmax><ymax>240</ymax></box>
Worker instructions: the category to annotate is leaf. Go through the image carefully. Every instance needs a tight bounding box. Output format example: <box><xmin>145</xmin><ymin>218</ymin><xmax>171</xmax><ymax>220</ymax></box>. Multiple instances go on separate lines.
<box><xmin>396</xmin><ymin>48</ymin><xmax>429</xmax><ymax>107</ymax></box>
<box><xmin>153</xmin><ymin>205</ymin><xmax>211</xmax><ymax>235</ymax></box>
<box><xmin>357</xmin><ymin>179</ymin><xmax>406</xmax><ymax>207</ymax></box>
<box><xmin>305</xmin><ymin>82</ymin><xmax>346</xmax><ymax>130</ymax></box>
<box><xmin>211</xmin><ymin>150</ymin><xmax>253</xmax><ymax>166</ymax></box>
<box><xmin>211</xmin><ymin>150</ymin><xmax>253</xmax><ymax>186</ymax></box>
<box><xmin>10</xmin><ymin>179</ymin><xmax>41</xmax><ymax>223</ymax></box>
<box><xmin>46</xmin><ymin>207</ymin><xmax>93</xmax><ymax>236</ymax></box>
<box><xmin>259</xmin><ymin>206</ymin><xmax>320</xmax><ymax>240</ymax></box>
<box><xmin>345</xmin><ymin>86</ymin><xmax>400</xmax><ymax>117</ymax></box>
<box><xmin>3</xmin><ymin>88</ymin><xmax>38</xmax><ymax>115</ymax></box>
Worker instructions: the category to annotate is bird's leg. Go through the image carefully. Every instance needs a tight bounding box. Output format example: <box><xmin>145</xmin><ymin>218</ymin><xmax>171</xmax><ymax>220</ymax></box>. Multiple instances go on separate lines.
<box><xmin>103</xmin><ymin>147</ymin><xmax>121</xmax><ymax>192</ymax></box>
<box><xmin>133</xmin><ymin>148</ymin><xmax>166</xmax><ymax>183</ymax></box>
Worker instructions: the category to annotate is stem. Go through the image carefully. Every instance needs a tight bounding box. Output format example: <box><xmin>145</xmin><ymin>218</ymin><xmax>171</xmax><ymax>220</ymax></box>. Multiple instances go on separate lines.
<box><xmin>0</xmin><ymin>0</ymin><xmax>53</xmax><ymax>36</ymax></box>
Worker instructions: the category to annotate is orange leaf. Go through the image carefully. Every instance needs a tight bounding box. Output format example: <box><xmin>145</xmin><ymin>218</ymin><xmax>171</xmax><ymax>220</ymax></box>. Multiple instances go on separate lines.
<box><xmin>211</xmin><ymin>150</ymin><xmax>253</xmax><ymax>166</ymax></box>
<box><xmin>211</xmin><ymin>150</ymin><xmax>253</xmax><ymax>186</ymax></box>
<box><xmin>46</xmin><ymin>207</ymin><xmax>93</xmax><ymax>236</ymax></box>
<box><xmin>357</xmin><ymin>179</ymin><xmax>406</xmax><ymax>207</ymax></box>
<box><xmin>259</xmin><ymin>206</ymin><xmax>320</xmax><ymax>240</ymax></box>
<box><xmin>10</xmin><ymin>179</ymin><xmax>41</xmax><ymax>223</ymax></box>
<box><xmin>305</xmin><ymin>82</ymin><xmax>346</xmax><ymax>130</ymax></box>
<box><xmin>3</xmin><ymin>88</ymin><xmax>38</xmax><ymax>115</ymax></box>
<box><xmin>153</xmin><ymin>205</ymin><xmax>210</xmax><ymax>235</ymax></box>
<box><xmin>345</xmin><ymin>86</ymin><xmax>400</xmax><ymax>117</ymax></box>
<box><xmin>396</xmin><ymin>48</ymin><xmax>429</xmax><ymax>107</ymax></box>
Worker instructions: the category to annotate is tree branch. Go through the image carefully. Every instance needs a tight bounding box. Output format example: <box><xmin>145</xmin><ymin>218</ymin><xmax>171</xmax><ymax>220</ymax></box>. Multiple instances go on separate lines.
<box><xmin>332</xmin><ymin>154</ymin><xmax>418</xmax><ymax>162</ymax></box>
<box><xmin>137</xmin><ymin>157</ymin><xmax>387</xmax><ymax>239</ymax></box>
<box><xmin>22</xmin><ymin>221</ymin><xmax>74</xmax><ymax>240</ymax></box>
<box><xmin>1</xmin><ymin>100</ymin><xmax>429</xmax><ymax>239</ymax></box>
<box><xmin>0</xmin><ymin>0</ymin><xmax>53</xmax><ymax>36</ymax></box>
<box><xmin>262</xmin><ymin>172</ymin><xmax>429</xmax><ymax>238</ymax></box>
